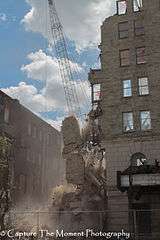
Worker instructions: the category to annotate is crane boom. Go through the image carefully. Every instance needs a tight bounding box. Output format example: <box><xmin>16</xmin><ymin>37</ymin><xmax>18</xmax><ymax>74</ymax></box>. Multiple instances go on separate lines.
<box><xmin>48</xmin><ymin>0</ymin><xmax>81</xmax><ymax>117</ymax></box>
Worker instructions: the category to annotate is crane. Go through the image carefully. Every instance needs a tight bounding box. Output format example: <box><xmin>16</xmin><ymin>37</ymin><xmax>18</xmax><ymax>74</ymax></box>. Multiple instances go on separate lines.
<box><xmin>48</xmin><ymin>0</ymin><xmax>81</xmax><ymax>118</ymax></box>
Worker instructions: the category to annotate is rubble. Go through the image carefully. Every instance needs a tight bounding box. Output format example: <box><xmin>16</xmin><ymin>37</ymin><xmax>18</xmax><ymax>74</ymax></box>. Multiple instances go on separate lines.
<box><xmin>50</xmin><ymin>115</ymin><xmax>107</xmax><ymax>238</ymax></box>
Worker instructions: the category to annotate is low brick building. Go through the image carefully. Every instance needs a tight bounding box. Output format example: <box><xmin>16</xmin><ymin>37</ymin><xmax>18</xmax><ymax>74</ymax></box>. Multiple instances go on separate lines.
<box><xmin>0</xmin><ymin>90</ymin><xmax>62</xmax><ymax>206</ymax></box>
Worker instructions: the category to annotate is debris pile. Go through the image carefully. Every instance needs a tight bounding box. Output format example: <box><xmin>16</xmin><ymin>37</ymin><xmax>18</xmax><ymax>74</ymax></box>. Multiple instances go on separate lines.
<box><xmin>49</xmin><ymin>115</ymin><xmax>107</xmax><ymax>239</ymax></box>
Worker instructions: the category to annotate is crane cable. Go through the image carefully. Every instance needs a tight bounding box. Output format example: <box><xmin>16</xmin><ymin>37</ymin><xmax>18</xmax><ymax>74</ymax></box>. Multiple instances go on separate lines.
<box><xmin>48</xmin><ymin>0</ymin><xmax>82</xmax><ymax>118</ymax></box>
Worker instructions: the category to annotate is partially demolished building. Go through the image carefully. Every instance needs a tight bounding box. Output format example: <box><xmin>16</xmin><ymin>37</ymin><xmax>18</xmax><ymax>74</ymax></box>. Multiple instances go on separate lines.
<box><xmin>89</xmin><ymin>0</ymin><xmax>160</xmax><ymax>238</ymax></box>
<box><xmin>57</xmin><ymin>116</ymin><xmax>107</xmax><ymax>238</ymax></box>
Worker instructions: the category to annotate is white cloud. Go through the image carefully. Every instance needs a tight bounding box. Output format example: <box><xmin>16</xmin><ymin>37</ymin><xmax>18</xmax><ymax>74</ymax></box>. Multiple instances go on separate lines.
<box><xmin>21</xmin><ymin>50</ymin><xmax>60</xmax><ymax>82</ymax></box>
<box><xmin>22</xmin><ymin>0</ymin><xmax>115</xmax><ymax>49</ymax></box>
<box><xmin>1</xmin><ymin>82</ymin><xmax>63</xmax><ymax>130</ymax></box>
<box><xmin>0</xmin><ymin>13</ymin><xmax>7</xmax><ymax>22</ymax></box>
<box><xmin>21</xmin><ymin>50</ymin><xmax>90</xmax><ymax>111</ymax></box>
<box><xmin>2</xmin><ymin>50</ymin><xmax>90</xmax><ymax>117</ymax></box>
<box><xmin>21</xmin><ymin>50</ymin><xmax>83</xmax><ymax>82</ymax></box>
<box><xmin>1</xmin><ymin>82</ymin><xmax>53</xmax><ymax>113</ymax></box>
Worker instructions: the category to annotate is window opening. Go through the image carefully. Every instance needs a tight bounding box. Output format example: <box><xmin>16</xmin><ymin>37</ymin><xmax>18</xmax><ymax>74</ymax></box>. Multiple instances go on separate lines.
<box><xmin>120</xmin><ymin>49</ymin><xmax>130</xmax><ymax>66</ymax></box>
<box><xmin>133</xmin><ymin>0</ymin><xmax>143</xmax><ymax>12</ymax></box>
<box><xmin>117</xmin><ymin>1</ymin><xmax>127</xmax><ymax>15</ymax></box>
<box><xmin>28</xmin><ymin>123</ymin><xmax>32</xmax><ymax>136</ymax></box>
<box><xmin>140</xmin><ymin>111</ymin><xmax>151</xmax><ymax>130</ymax></box>
<box><xmin>123</xmin><ymin>80</ymin><xmax>132</xmax><ymax>97</ymax></box>
<box><xmin>4</xmin><ymin>105</ymin><xmax>10</xmax><ymax>123</ymax></box>
<box><xmin>92</xmin><ymin>84</ymin><xmax>101</xmax><ymax>102</ymax></box>
<box><xmin>138</xmin><ymin>77</ymin><xmax>149</xmax><ymax>95</ymax></box>
<box><xmin>123</xmin><ymin>112</ymin><xmax>134</xmax><ymax>132</ymax></box>
<box><xmin>19</xmin><ymin>174</ymin><xmax>27</xmax><ymax>194</ymax></box>
<box><xmin>0</xmin><ymin>95</ymin><xmax>5</xmax><ymax>113</ymax></box>
<box><xmin>119</xmin><ymin>21</ymin><xmax>129</xmax><ymax>39</ymax></box>
<box><xmin>33</xmin><ymin>126</ymin><xmax>37</xmax><ymax>138</ymax></box>
<box><xmin>136</xmin><ymin>47</ymin><xmax>146</xmax><ymax>64</ymax></box>
<box><xmin>134</xmin><ymin>20</ymin><xmax>145</xmax><ymax>36</ymax></box>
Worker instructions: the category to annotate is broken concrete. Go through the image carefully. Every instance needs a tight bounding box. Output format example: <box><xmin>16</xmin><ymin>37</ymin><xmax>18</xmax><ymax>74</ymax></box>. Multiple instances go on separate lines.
<box><xmin>62</xmin><ymin>116</ymin><xmax>82</xmax><ymax>148</ymax></box>
<box><xmin>66</xmin><ymin>153</ymin><xmax>85</xmax><ymax>185</ymax></box>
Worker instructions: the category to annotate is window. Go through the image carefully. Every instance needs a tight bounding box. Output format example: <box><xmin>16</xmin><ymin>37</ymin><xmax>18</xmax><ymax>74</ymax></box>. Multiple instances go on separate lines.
<box><xmin>117</xmin><ymin>1</ymin><xmax>127</xmax><ymax>15</ymax></box>
<box><xmin>49</xmin><ymin>135</ymin><xmax>52</xmax><ymax>145</ymax></box>
<box><xmin>38</xmin><ymin>154</ymin><xmax>42</xmax><ymax>166</ymax></box>
<box><xmin>28</xmin><ymin>123</ymin><xmax>31</xmax><ymax>136</ymax></box>
<box><xmin>123</xmin><ymin>80</ymin><xmax>132</xmax><ymax>97</ymax></box>
<box><xmin>92</xmin><ymin>84</ymin><xmax>101</xmax><ymax>102</ymax></box>
<box><xmin>120</xmin><ymin>49</ymin><xmax>130</xmax><ymax>66</ymax></box>
<box><xmin>4</xmin><ymin>105</ymin><xmax>10</xmax><ymax>123</ymax></box>
<box><xmin>136</xmin><ymin>47</ymin><xmax>146</xmax><ymax>64</ymax></box>
<box><xmin>39</xmin><ymin>130</ymin><xmax>42</xmax><ymax>141</ymax></box>
<box><xmin>19</xmin><ymin>174</ymin><xmax>27</xmax><ymax>194</ymax></box>
<box><xmin>140</xmin><ymin>111</ymin><xmax>151</xmax><ymax>130</ymax></box>
<box><xmin>32</xmin><ymin>152</ymin><xmax>36</xmax><ymax>164</ymax></box>
<box><xmin>47</xmin><ymin>134</ymin><xmax>50</xmax><ymax>145</ymax></box>
<box><xmin>123</xmin><ymin>112</ymin><xmax>134</xmax><ymax>132</ymax></box>
<box><xmin>134</xmin><ymin>20</ymin><xmax>145</xmax><ymax>36</ymax></box>
<box><xmin>118</xmin><ymin>22</ymin><xmax>129</xmax><ymax>39</ymax></box>
<box><xmin>0</xmin><ymin>95</ymin><xmax>5</xmax><ymax>113</ymax></box>
<box><xmin>21</xmin><ymin>137</ymin><xmax>25</xmax><ymax>147</ymax></box>
<box><xmin>138</xmin><ymin>77</ymin><xmax>149</xmax><ymax>95</ymax></box>
<box><xmin>33</xmin><ymin>126</ymin><xmax>36</xmax><ymax>138</ymax></box>
<box><xmin>131</xmin><ymin>152</ymin><xmax>147</xmax><ymax>166</ymax></box>
<box><xmin>133</xmin><ymin>0</ymin><xmax>143</xmax><ymax>12</ymax></box>
<box><xmin>27</xmin><ymin>150</ymin><xmax>30</xmax><ymax>162</ymax></box>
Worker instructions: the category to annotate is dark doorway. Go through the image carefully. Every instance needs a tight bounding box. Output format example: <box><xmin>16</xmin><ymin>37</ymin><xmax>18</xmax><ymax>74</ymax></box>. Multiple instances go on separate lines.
<box><xmin>132</xmin><ymin>203</ymin><xmax>151</xmax><ymax>239</ymax></box>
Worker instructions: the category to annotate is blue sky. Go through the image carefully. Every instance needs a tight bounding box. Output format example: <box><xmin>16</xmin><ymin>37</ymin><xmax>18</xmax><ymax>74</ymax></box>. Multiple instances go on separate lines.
<box><xmin>0</xmin><ymin>0</ymin><xmax>46</xmax><ymax>88</ymax></box>
<box><xmin>0</xmin><ymin>0</ymin><xmax>114</xmax><ymax>129</ymax></box>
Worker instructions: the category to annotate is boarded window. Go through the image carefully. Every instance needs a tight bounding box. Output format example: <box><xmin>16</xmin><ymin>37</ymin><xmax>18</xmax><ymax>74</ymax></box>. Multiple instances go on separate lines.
<box><xmin>123</xmin><ymin>80</ymin><xmax>132</xmax><ymax>97</ymax></box>
<box><xmin>123</xmin><ymin>112</ymin><xmax>134</xmax><ymax>132</ymax></box>
<box><xmin>117</xmin><ymin>1</ymin><xmax>127</xmax><ymax>15</ymax></box>
<box><xmin>133</xmin><ymin>0</ymin><xmax>143</xmax><ymax>12</ymax></box>
<box><xmin>134</xmin><ymin>20</ymin><xmax>145</xmax><ymax>36</ymax></box>
<box><xmin>120</xmin><ymin>49</ymin><xmax>130</xmax><ymax>66</ymax></box>
<box><xmin>118</xmin><ymin>21</ymin><xmax>129</xmax><ymax>39</ymax></box>
<box><xmin>140</xmin><ymin>111</ymin><xmax>151</xmax><ymax>130</ymax></box>
<box><xmin>92</xmin><ymin>84</ymin><xmax>101</xmax><ymax>102</ymax></box>
<box><xmin>136</xmin><ymin>47</ymin><xmax>146</xmax><ymax>64</ymax></box>
<box><xmin>138</xmin><ymin>77</ymin><xmax>149</xmax><ymax>95</ymax></box>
